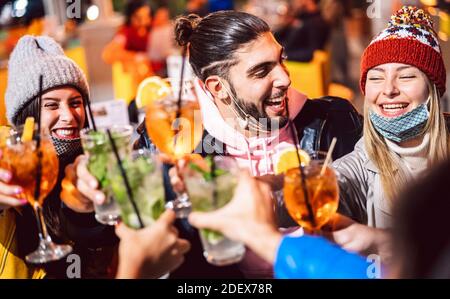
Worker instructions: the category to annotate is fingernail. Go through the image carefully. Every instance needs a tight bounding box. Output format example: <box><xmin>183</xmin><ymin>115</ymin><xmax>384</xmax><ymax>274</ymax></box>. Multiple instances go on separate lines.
<box><xmin>90</xmin><ymin>180</ymin><xmax>97</xmax><ymax>189</ymax></box>
<box><xmin>95</xmin><ymin>193</ymin><xmax>105</xmax><ymax>204</ymax></box>
<box><xmin>19</xmin><ymin>199</ymin><xmax>28</xmax><ymax>205</ymax></box>
<box><xmin>15</xmin><ymin>187</ymin><xmax>23</xmax><ymax>194</ymax></box>
<box><xmin>1</xmin><ymin>171</ymin><xmax>11</xmax><ymax>181</ymax></box>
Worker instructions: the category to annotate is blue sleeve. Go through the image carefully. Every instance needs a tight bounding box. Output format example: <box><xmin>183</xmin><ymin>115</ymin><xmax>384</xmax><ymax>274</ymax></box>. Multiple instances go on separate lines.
<box><xmin>274</xmin><ymin>235</ymin><xmax>372</xmax><ymax>279</ymax></box>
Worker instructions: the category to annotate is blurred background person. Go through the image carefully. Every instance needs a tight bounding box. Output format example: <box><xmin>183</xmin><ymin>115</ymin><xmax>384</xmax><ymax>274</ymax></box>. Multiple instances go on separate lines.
<box><xmin>322</xmin><ymin>0</ymin><xmax>351</xmax><ymax>86</ymax></box>
<box><xmin>147</xmin><ymin>4</ymin><xmax>176</xmax><ymax>77</ymax></box>
<box><xmin>209</xmin><ymin>0</ymin><xmax>234</xmax><ymax>12</ymax></box>
<box><xmin>185</xmin><ymin>0</ymin><xmax>209</xmax><ymax>16</ymax></box>
<box><xmin>102</xmin><ymin>0</ymin><xmax>159</xmax><ymax>78</ymax></box>
<box><xmin>102</xmin><ymin>0</ymin><xmax>165</xmax><ymax>123</ymax></box>
<box><xmin>274</xmin><ymin>0</ymin><xmax>330</xmax><ymax>62</ymax></box>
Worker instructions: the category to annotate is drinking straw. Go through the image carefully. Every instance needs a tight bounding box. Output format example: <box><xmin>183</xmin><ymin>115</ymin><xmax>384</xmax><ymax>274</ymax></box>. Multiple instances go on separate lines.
<box><xmin>106</xmin><ymin>129</ymin><xmax>144</xmax><ymax>229</ymax></box>
<box><xmin>320</xmin><ymin>137</ymin><xmax>337</xmax><ymax>176</ymax></box>
<box><xmin>84</xmin><ymin>95</ymin><xmax>97</xmax><ymax>131</ymax></box>
<box><xmin>32</xmin><ymin>42</ymin><xmax>51</xmax><ymax>239</ymax></box>
<box><xmin>35</xmin><ymin>75</ymin><xmax>42</xmax><ymax>148</ymax></box>
<box><xmin>285</xmin><ymin>102</ymin><xmax>316</xmax><ymax>227</ymax></box>
<box><xmin>210</xmin><ymin>155</ymin><xmax>218</xmax><ymax>209</ymax></box>
<box><xmin>173</xmin><ymin>46</ymin><xmax>188</xmax><ymax>149</ymax></box>
<box><xmin>310</xmin><ymin>137</ymin><xmax>338</xmax><ymax>209</ymax></box>
<box><xmin>33</xmin><ymin>75</ymin><xmax>43</xmax><ymax>206</ymax></box>
<box><xmin>175</xmin><ymin>45</ymin><xmax>188</xmax><ymax>121</ymax></box>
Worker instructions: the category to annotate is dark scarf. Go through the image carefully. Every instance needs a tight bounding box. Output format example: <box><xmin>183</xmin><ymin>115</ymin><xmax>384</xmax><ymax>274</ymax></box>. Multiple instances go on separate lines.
<box><xmin>51</xmin><ymin>136</ymin><xmax>84</xmax><ymax>166</ymax></box>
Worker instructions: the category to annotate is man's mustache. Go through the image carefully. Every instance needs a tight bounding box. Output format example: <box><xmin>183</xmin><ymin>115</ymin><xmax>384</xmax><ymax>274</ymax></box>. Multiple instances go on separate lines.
<box><xmin>267</xmin><ymin>90</ymin><xmax>288</xmax><ymax>100</ymax></box>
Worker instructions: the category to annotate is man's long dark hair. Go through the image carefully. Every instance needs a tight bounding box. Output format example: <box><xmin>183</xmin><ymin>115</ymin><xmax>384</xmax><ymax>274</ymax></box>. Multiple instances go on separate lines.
<box><xmin>174</xmin><ymin>11</ymin><xmax>270</xmax><ymax>81</ymax></box>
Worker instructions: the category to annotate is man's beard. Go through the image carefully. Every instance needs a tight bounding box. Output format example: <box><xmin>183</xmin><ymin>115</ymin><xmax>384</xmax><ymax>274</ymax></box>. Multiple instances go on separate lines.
<box><xmin>228</xmin><ymin>82</ymin><xmax>289</xmax><ymax>132</ymax></box>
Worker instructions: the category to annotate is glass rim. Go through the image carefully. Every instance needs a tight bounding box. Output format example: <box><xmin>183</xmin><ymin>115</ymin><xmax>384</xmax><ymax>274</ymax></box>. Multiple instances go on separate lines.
<box><xmin>304</xmin><ymin>150</ymin><xmax>331</xmax><ymax>163</ymax></box>
<box><xmin>80</xmin><ymin>124</ymin><xmax>134</xmax><ymax>138</ymax></box>
<box><xmin>12</xmin><ymin>122</ymin><xmax>49</xmax><ymax>132</ymax></box>
<box><xmin>7</xmin><ymin>123</ymin><xmax>51</xmax><ymax>141</ymax></box>
<box><xmin>183</xmin><ymin>155</ymin><xmax>240</xmax><ymax>179</ymax></box>
<box><xmin>131</xmin><ymin>148</ymin><xmax>160</xmax><ymax>161</ymax></box>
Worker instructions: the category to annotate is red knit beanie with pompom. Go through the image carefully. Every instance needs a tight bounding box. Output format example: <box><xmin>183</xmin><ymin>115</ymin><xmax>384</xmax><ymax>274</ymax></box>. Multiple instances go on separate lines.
<box><xmin>360</xmin><ymin>6</ymin><xmax>446</xmax><ymax>97</ymax></box>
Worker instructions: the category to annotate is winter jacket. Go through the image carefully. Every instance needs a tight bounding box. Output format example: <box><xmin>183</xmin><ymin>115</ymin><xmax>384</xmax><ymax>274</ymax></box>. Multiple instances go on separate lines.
<box><xmin>333</xmin><ymin>115</ymin><xmax>450</xmax><ymax>228</ymax></box>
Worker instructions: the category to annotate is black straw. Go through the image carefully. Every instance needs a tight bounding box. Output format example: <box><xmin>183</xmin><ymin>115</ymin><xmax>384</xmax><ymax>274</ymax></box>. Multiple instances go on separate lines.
<box><xmin>33</xmin><ymin>75</ymin><xmax>44</xmax><ymax>235</ymax></box>
<box><xmin>173</xmin><ymin>45</ymin><xmax>188</xmax><ymax>148</ymax></box>
<box><xmin>35</xmin><ymin>75</ymin><xmax>42</xmax><ymax>148</ymax></box>
<box><xmin>210</xmin><ymin>155</ymin><xmax>218</xmax><ymax>209</ymax></box>
<box><xmin>85</xmin><ymin>97</ymin><xmax>97</xmax><ymax>131</ymax></box>
<box><xmin>175</xmin><ymin>45</ymin><xmax>188</xmax><ymax>121</ymax></box>
<box><xmin>106</xmin><ymin>129</ymin><xmax>144</xmax><ymax>229</ymax></box>
<box><xmin>285</xmin><ymin>102</ymin><xmax>316</xmax><ymax>227</ymax></box>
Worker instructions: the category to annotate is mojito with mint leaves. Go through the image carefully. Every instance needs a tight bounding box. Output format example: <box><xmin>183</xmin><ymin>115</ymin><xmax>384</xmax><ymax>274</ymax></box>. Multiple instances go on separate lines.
<box><xmin>184</xmin><ymin>156</ymin><xmax>245</xmax><ymax>266</ymax></box>
<box><xmin>80</xmin><ymin>125</ymin><xmax>133</xmax><ymax>225</ymax></box>
<box><xmin>110</xmin><ymin>149</ymin><xmax>165</xmax><ymax>229</ymax></box>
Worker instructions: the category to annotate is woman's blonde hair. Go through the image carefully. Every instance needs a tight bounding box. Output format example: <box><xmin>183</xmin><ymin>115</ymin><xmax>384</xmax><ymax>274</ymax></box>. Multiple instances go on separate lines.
<box><xmin>363</xmin><ymin>79</ymin><xmax>450</xmax><ymax>201</ymax></box>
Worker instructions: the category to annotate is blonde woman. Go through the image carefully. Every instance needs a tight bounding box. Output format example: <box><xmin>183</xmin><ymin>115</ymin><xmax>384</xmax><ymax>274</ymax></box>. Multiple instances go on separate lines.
<box><xmin>331</xmin><ymin>6</ymin><xmax>449</xmax><ymax>260</ymax></box>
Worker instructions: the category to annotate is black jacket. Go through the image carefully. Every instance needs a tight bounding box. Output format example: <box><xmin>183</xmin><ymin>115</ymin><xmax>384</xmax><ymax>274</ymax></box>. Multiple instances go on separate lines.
<box><xmin>136</xmin><ymin>96</ymin><xmax>363</xmax><ymax>278</ymax></box>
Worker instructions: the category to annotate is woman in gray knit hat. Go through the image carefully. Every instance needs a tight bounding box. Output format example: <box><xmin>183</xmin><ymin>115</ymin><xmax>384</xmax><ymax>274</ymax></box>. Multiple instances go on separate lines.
<box><xmin>0</xmin><ymin>35</ymin><xmax>119</xmax><ymax>278</ymax></box>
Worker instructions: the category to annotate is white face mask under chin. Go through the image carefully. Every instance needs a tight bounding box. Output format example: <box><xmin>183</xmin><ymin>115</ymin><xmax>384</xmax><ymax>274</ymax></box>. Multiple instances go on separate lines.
<box><xmin>216</xmin><ymin>78</ymin><xmax>271</xmax><ymax>133</ymax></box>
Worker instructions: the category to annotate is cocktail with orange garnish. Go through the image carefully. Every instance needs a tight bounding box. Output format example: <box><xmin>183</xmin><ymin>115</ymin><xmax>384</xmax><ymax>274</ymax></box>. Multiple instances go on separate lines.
<box><xmin>138</xmin><ymin>77</ymin><xmax>203</xmax><ymax>216</ymax></box>
<box><xmin>140</xmin><ymin>77</ymin><xmax>203</xmax><ymax>161</ymax></box>
<box><xmin>0</xmin><ymin>118</ymin><xmax>72</xmax><ymax>263</ymax></box>
<box><xmin>277</xmin><ymin>149</ymin><xmax>339</xmax><ymax>232</ymax></box>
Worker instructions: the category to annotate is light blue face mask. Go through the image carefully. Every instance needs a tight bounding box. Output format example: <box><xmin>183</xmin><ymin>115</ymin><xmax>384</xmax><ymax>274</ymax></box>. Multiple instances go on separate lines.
<box><xmin>369</xmin><ymin>102</ymin><xmax>430</xmax><ymax>143</ymax></box>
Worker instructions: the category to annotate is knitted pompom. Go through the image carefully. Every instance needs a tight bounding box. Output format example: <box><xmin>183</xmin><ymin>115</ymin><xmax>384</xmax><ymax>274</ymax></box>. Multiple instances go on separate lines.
<box><xmin>389</xmin><ymin>6</ymin><xmax>434</xmax><ymax>32</ymax></box>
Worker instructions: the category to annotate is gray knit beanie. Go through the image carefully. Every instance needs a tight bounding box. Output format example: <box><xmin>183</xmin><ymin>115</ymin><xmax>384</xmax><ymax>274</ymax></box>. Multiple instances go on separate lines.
<box><xmin>5</xmin><ymin>35</ymin><xmax>89</xmax><ymax>124</ymax></box>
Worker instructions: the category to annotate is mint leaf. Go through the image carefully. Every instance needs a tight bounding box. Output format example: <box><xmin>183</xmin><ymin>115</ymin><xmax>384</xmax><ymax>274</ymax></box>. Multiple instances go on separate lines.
<box><xmin>213</xmin><ymin>168</ymin><xmax>227</xmax><ymax>177</ymax></box>
<box><xmin>152</xmin><ymin>198</ymin><xmax>165</xmax><ymax>219</ymax></box>
<box><xmin>189</xmin><ymin>162</ymin><xmax>207</xmax><ymax>175</ymax></box>
<box><xmin>201</xmin><ymin>228</ymin><xmax>224</xmax><ymax>244</ymax></box>
<box><xmin>203</xmin><ymin>172</ymin><xmax>213</xmax><ymax>182</ymax></box>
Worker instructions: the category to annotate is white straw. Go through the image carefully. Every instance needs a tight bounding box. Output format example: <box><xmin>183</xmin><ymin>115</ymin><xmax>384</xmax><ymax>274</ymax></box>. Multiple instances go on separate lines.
<box><xmin>320</xmin><ymin>137</ymin><xmax>337</xmax><ymax>176</ymax></box>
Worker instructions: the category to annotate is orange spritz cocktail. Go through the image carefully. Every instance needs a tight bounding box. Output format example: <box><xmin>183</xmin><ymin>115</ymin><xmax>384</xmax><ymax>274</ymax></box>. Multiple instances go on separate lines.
<box><xmin>0</xmin><ymin>118</ymin><xmax>72</xmax><ymax>264</ymax></box>
<box><xmin>283</xmin><ymin>151</ymin><xmax>339</xmax><ymax>231</ymax></box>
<box><xmin>143</xmin><ymin>77</ymin><xmax>203</xmax><ymax>161</ymax></box>
<box><xmin>0</xmin><ymin>122</ymin><xmax>58</xmax><ymax>206</ymax></box>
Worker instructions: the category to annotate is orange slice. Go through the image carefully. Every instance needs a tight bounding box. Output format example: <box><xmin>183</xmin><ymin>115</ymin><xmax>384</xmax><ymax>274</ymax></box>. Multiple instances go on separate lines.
<box><xmin>274</xmin><ymin>147</ymin><xmax>311</xmax><ymax>175</ymax></box>
<box><xmin>136</xmin><ymin>76</ymin><xmax>171</xmax><ymax>109</ymax></box>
